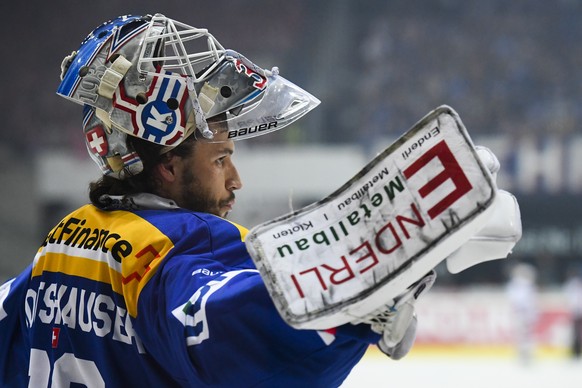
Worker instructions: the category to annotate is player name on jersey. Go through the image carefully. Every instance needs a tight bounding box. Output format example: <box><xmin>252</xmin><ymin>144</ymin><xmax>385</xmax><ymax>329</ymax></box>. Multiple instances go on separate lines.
<box><xmin>25</xmin><ymin>281</ymin><xmax>145</xmax><ymax>353</ymax></box>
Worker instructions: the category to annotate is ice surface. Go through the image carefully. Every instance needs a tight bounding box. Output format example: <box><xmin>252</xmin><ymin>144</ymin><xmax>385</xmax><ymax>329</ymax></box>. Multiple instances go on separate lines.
<box><xmin>341</xmin><ymin>347</ymin><xmax>582</xmax><ymax>388</ymax></box>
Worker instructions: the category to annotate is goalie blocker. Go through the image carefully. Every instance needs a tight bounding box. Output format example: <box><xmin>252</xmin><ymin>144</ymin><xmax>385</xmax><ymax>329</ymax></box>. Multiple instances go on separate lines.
<box><xmin>245</xmin><ymin>105</ymin><xmax>521</xmax><ymax>330</ymax></box>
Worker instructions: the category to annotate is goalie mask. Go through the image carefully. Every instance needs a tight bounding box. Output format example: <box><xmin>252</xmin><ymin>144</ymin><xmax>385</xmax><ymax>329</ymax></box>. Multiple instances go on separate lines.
<box><xmin>58</xmin><ymin>14</ymin><xmax>320</xmax><ymax>178</ymax></box>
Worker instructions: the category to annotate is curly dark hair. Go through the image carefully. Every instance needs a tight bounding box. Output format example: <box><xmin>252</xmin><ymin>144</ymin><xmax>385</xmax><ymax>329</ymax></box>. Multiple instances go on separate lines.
<box><xmin>88</xmin><ymin>135</ymin><xmax>196</xmax><ymax>206</ymax></box>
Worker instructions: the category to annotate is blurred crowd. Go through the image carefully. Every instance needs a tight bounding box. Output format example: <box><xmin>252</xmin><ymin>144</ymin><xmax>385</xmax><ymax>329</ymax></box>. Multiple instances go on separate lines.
<box><xmin>352</xmin><ymin>1</ymin><xmax>582</xmax><ymax>151</ymax></box>
<box><xmin>2</xmin><ymin>0</ymin><xmax>581</xmax><ymax>154</ymax></box>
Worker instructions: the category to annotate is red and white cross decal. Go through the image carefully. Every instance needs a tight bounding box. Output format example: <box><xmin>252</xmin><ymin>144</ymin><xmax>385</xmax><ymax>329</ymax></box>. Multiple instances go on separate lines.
<box><xmin>86</xmin><ymin>126</ymin><xmax>108</xmax><ymax>156</ymax></box>
<box><xmin>51</xmin><ymin>327</ymin><xmax>60</xmax><ymax>348</ymax></box>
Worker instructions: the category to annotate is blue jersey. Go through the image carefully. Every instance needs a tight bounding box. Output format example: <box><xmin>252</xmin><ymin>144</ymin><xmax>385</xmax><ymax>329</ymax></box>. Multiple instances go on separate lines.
<box><xmin>0</xmin><ymin>203</ymin><xmax>380</xmax><ymax>387</ymax></box>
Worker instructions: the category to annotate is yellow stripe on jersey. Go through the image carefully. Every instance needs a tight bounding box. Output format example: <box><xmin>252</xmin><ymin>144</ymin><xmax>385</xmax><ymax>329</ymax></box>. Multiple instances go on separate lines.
<box><xmin>32</xmin><ymin>253</ymin><xmax>124</xmax><ymax>295</ymax></box>
<box><xmin>33</xmin><ymin>204</ymin><xmax>175</xmax><ymax>318</ymax></box>
<box><xmin>224</xmin><ymin>219</ymin><xmax>249</xmax><ymax>242</ymax></box>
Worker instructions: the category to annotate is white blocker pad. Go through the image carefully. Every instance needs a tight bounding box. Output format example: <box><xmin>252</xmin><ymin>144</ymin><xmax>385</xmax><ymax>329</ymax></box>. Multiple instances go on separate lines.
<box><xmin>446</xmin><ymin>189</ymin><xmax>521</xmax><ymax>274</ymax></box>
<box><xmin>245</xmin><ymin>105</ymin><xmax>497</xmax><ymax>330</ymax></box>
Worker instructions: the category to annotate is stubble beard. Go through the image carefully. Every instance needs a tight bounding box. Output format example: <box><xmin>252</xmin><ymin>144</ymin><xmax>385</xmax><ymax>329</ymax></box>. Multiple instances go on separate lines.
<box><xmin>179</xmin><ymin>168</ymin><xmax>234</xmax><ymax>218</ymax></box>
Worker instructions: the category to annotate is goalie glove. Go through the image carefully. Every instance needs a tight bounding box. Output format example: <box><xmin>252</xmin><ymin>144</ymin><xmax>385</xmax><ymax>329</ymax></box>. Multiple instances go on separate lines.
<box><xmin>446</xmin><ymin>146</ymin><xmax>522</xmax><ymax>273</ymax></box>
<box><xmin>352</xmin><ymin>270</ymin><xmax>436</xmax><ymax>360</ymax></box>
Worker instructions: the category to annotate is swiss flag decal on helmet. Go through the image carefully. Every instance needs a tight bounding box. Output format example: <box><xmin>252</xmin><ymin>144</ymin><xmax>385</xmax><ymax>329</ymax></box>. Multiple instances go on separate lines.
<box><xmin>86</xmin><ymin>126</ymin><xmax>109</xmax><ymax>156</ymax></box>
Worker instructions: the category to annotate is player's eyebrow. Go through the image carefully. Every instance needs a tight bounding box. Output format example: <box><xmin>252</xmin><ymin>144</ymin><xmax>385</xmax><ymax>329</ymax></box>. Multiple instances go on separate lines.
<box><xmin>214</xmin><ymin>146</ymin><xmax>234</xmax><ymax>156</ymax></box>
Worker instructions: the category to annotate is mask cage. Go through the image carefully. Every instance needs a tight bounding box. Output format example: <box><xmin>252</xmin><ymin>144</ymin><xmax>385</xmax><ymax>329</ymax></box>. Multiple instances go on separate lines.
<box><xmin>137</xmin><ymin>14</ymin><xmax>227</xmax><ymax>83</ymax></box>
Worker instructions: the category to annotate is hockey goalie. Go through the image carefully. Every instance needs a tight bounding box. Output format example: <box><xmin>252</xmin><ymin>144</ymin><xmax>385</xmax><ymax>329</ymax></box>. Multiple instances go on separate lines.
<box><xmin>0</xmin><ymin>12</ymin><xmax>521</xmax><ymax>386</ymax></box>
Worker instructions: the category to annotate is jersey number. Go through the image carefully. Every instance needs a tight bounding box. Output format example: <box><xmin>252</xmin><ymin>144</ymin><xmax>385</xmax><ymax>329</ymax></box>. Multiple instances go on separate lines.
<box><xmin>28</xmin><ymin>349</ymin><xmax>105</xmax><ymax>387</ymax></box>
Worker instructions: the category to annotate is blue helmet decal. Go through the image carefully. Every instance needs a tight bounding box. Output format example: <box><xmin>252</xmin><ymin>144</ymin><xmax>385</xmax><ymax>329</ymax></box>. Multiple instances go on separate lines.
<box><xmin>57</xmin><ymin>15</ymin><xmax>147</xmax><ymax>102</ymax></box>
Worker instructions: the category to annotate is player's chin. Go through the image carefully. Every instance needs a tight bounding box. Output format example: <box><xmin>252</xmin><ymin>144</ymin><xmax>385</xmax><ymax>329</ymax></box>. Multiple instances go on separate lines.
<box><xmin>213</xmin><ymin>204</ymin><xmax>233</xmax><ymax>219</ymax></box>
<box><xmin>220</xmin><ymin>206</ymin><xmax>233</xmax><ymax>219</ymax></box>
<box><xmin>218</xmin><ymin>199</ymin><xmax>235</xmax><ymax>218</ymax></box>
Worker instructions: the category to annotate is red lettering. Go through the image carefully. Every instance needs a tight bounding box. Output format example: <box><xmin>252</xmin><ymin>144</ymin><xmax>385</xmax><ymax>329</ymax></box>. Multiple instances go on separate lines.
<box><xmin>292</xmin><ymin>267</ymin><xmax>327</xmax><ymax>298</ymax></box>
<box><xmin>396</xmin><ymin>203</ymin><xmax>425</xmax><ymax>239</ymax></box>
<box><xmin>403</xmin><ymin>140</ymin><xmax>472</xmax><ymax>219</ymax></box>
<box><xmin>375</xmin><ymin>222</ymin><xmax>402</xmax><ymax>254</ymax></box>
<box><xmin>291</xmin><ymin>274</ymin><xmax>305</xmax><ymax>298</ymax></box>
<box><xmin>322</xmin><ymin>256</ymin><xmax>355</xmax><ymax>285</ymax></box>
<box><xmin>352</xmin><ymin>241</ymin><xmax>379</xmax><ymax>273</ymax></box>
<box><xmin>289</xmin><ymin>203</ymin><xmax>427</xmax><ymax>299</ymax></box>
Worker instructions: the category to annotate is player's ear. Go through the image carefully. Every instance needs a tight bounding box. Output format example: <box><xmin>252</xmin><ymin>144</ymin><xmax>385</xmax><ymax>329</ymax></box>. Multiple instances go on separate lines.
<box><xmin>155</xmin><ymin>153</ymin><xmax>179</xmax><ymax>183</ymax></box>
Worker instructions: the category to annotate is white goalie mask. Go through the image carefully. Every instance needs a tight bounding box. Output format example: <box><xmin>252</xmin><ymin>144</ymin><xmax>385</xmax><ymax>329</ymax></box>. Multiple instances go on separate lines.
<box><xmin>58</xmin><ymin>14</ymin><xmax>320</xmax><ymax>178</ymax></box>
